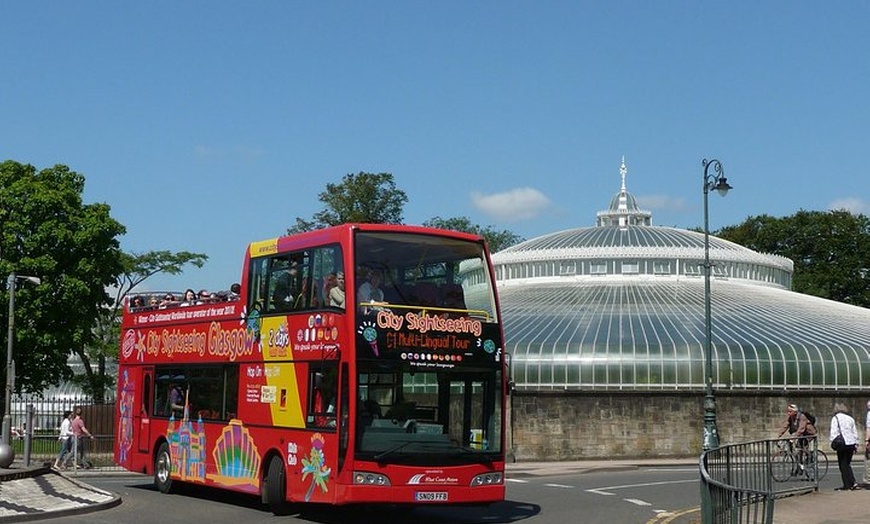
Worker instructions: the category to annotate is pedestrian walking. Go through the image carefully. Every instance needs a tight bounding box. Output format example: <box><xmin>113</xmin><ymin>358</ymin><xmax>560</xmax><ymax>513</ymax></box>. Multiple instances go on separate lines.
<box><xmin>863</xmin><ymin>400</ymin><xmax>870</xmax><ymax>487</ymax></box>
<box><xmin>53</xmin><ymin>410</ymin><xmax>74</xmax><ymax>469</ymax></box>
<box><xmin>830</xmin><ymin>402</ymin><xmax>860</xmax><ymax>491</ymax></box>
<box><xmin>63</xmin><ymin>407</ymin><xmax>94</xmax><ymax>469</ymax></box>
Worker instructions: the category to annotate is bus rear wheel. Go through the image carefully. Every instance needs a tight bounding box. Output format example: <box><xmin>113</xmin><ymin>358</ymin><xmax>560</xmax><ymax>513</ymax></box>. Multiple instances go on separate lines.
<box><xmin>265</xmin><ymin>455</ymin><xmax>290</xmax><ymax>515</ymax></box>
<box><xmin>155</xmin><ymin>442</ymin><xmax>174</xmax><ymax>494</ymax></box>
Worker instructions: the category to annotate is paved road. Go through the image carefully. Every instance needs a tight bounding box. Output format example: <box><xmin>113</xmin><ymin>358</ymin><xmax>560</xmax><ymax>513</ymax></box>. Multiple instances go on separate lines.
<box><xmin>2</xmin><ymin>459</ymin><xmax>869</xmax><ymax>523</ymax></box>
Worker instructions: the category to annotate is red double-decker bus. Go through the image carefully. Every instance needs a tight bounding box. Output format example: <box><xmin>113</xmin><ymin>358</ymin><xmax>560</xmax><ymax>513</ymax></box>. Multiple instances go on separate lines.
<box><xmin>114</xmin><ymin>223</ymin><xmax>506</xmax><ymax>512</ymax></box>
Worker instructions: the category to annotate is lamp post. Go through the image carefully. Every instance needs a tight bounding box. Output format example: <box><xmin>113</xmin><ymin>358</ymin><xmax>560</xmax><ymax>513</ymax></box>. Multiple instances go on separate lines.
<box><xmin>2</xmin><ymin>272</ymin><xmax>41</xmax><ymax>446</ymax></box>
<box><xmin>701</xmin><ymin>159</ymin><xmax>732</xmax><ymax>451</ymax></box>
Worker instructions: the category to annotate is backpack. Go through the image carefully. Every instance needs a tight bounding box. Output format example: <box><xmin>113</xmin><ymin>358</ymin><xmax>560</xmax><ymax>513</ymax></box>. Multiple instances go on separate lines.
<box><xmin>802</xmin><ymin>411</ymin><xmax>816</xmax><ymax>425</ymax></box>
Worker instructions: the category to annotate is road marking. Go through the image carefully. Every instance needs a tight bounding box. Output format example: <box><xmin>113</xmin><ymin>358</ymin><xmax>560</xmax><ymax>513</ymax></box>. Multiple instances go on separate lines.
<box><xmin>624</xmin><ymin>498</ymin><xmax>652</xmax><ymax>506</ymax></box>
<box><xmin>586</xmin><ymin>479</ymin><xmax>695</xmax><ymax>500</ymax></box>
<box><xmin>505</xmin><ymin>478</ymin><xmax>529</xmax><ymax>483</ymax></box>
<box><xmin>590</xmin><ymin>479</ymin><xmax>695</xmax><ymax>491</ymax></box>
<box><xmin>543</xmin><ymin>483</ymin><xmax>574</xmax><ymax>489</ymax></box>
<box><xmin>644</xmin><ymin>506</ymin><xmax>700</xmax><ymax>523</ymax></box>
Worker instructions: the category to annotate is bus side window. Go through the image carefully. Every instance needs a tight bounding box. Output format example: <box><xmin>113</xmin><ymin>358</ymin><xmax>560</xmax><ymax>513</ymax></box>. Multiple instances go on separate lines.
<box><xmin>248</xmin><ymin>258</ymin><xmax>269</xmax><ymax>313</ymax></box>
<box><xmin>142</xmin><ymin>374</ymin><xmax>152</xmax><ymax>416</ymax></box>
<box><xmin>307</xmin><ymin>364</ymin><xmax>337</xmax><ymax>429</ymax></box>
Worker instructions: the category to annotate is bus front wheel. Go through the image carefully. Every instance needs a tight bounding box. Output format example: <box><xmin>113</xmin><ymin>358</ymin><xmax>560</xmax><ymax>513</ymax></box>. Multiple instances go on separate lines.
<box><xmin>155</xmin><ymin>443</ymin><xmax>174</xmax><ymax>494</ymax></box>
<box><xmin>265</xmin><ymin>455</ymin><xmax>290</xmax><ymax>515</ymax></box>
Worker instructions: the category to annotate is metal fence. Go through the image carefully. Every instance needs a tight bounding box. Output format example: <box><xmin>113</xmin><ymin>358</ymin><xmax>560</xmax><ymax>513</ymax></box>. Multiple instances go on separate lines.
<box><xmin>700</xmin><ymin>437</ymin><xmax>822</xmax><ymax>524</ymax></box>
<box><xmin>6</xmin><ymin>392</ymin><xmax>122</xmax><ymax>471</ymax></box>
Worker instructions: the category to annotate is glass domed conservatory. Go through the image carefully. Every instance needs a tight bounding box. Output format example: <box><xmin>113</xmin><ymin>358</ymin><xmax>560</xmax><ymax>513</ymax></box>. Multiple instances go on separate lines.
<box><xmin>493</xmin><ymin>159</ymin><xmax>870</xmax><ymax>392</ymax></box>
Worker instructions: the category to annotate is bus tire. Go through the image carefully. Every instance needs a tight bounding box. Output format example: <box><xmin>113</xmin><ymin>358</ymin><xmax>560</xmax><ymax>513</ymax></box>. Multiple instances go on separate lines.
<box><xmin>155</xmin><ymin>442</ymin><xmax>174</xmax><ymax>494</ymax></box>
<box><xmin>265</xmin><ymin>455</ymin><xmax>290</xmax><ymax>515</ymax></box>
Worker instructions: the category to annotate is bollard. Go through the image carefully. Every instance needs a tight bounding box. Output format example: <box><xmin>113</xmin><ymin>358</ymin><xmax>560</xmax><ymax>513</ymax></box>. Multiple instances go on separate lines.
<box><xmin>0</xmin><ymin>442</ymin><xmax>13</xmax><ymax>468</ymax></box>
<box><xmin>23</xmin><ymin>404</ymin><xmax>34</xmax><ymax>467</ymax></box>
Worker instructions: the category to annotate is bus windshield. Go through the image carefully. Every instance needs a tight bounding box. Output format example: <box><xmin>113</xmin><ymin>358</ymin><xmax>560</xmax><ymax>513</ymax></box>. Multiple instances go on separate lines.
<box><xmin>353</xmin><ymin>230</ymin><xmax>503</xmax><ymax>465</ymax></box>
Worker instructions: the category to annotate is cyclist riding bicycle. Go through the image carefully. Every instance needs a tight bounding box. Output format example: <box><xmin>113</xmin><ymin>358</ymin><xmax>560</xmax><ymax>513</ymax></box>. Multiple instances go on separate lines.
<box><xmin>777</xmin><ymin>403</ymin><xmax>817</xmax><ymax>473</ymax></box>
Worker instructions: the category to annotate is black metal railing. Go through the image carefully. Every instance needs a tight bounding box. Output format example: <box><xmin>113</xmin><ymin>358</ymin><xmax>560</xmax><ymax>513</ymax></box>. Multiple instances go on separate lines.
<box><xmin>700</xmin><ymin>437</ymin><xmax>822</xmax><ymax>524</ymax></box>
<box><xmin>4</xmin><ymin>393</ymin><xmax>122</xmax><ymax>472</ymax></box>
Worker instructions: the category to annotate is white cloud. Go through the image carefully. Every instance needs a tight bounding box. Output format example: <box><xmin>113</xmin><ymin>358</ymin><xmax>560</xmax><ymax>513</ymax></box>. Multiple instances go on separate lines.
<box><xmin>637</xmin><ymin>194</ymin><xmax>690</xmax><ymax>212</ymax></box>
<box><xmin>828</xmin><ymin>198</ymin><xmax>869</xmax><ymax>215</ymax></box>
<box><xmin>471</xmin><ymin>187</ymin><xmax>551</xmax><ymax>221</ymax></box>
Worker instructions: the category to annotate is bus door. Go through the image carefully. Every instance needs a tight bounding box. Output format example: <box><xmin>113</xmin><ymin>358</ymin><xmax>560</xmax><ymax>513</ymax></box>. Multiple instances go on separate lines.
<box><xmin>138</xmin><ymin>367</ymin><xmax>154</xmax><ymax>454</ymax></box>
<box><xmin>448</xmin><ymin>373</ymin><xmax>496</xmax><ymax>450</ymax></box>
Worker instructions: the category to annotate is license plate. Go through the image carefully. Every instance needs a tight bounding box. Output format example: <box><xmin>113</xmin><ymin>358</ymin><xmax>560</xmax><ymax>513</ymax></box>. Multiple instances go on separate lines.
<box><xmin>415</xmin><ymin>491</ymin><xmax>448</xmax><ymax>502</ymax></box>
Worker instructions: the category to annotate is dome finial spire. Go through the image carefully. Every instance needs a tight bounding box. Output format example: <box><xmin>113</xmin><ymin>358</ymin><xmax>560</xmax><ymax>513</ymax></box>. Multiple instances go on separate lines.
<box><xmin>596</xmin><ymin>156</ymin><xmax>652</xmax><ymax>227</ymax></box>
<box><xmin>620</xmin><ymin>156</ymin><xmax>627</xmax><ymax>191</ymax></box>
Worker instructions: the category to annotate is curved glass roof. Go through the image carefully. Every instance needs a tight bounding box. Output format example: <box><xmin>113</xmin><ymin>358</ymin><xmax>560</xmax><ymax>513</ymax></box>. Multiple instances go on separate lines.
<box><xmin>504</xmin><ymin>225</ymin><xmax>789</xmax><ymax>263</ymax></box>
<box><xmin>493</xmin><ymin>159</ymin><xmax>870</xmax><ymax>392</ymax></box>
<box><xmin>500</xmin><ymin>279</ymin><xmax>870</xmax><ymax>391</ymax></box>
<box><xmin>496</xmin><ymin>226</ymin><xmax>793</xmax><ymax>289</ymax></box>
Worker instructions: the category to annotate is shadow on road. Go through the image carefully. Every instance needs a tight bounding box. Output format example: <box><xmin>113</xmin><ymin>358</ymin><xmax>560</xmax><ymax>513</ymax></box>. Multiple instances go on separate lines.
<box><xmin>128</xmin><ymin>480</ymin><xmax>539</xmax><ymax>523</ymax></box>
<box><xmin>296</xmin><ymin>500</ymin><xmax>541</xmax><ymax>524</ymax></box>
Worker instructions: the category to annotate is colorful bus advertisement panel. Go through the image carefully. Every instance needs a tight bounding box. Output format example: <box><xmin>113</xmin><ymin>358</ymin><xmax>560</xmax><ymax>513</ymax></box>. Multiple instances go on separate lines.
<box><xmin>116</xmin><ymin>306</ymin><xmax>343</xmax><ymax>502</ymax></box>
<box><xmin>356</xmin><ymin>310</ymin><xmax>502</xmax><ymax>367</ymax></box>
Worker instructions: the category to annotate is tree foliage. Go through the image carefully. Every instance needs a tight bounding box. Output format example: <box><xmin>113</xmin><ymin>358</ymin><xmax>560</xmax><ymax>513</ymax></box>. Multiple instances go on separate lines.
<box><xmin>116</xmin><ymin>250</ymin><xmax>210</xmax><ymax>298</ymax></box>
<box><xmin>716</xmin><ymin>209</ymin><xmax>870</xmax><ymax>307</ymax></box>
<box><xmin>0</xmin><ymin>161</ymin><xmax>209</xmax><ymax>403</ymax></box>
<box><xmin>423</xmin><ymin>216</ymin><xmax>524</xmax><ymax>253</ymax></box>
<box><xmin>285</xmin><ymin>172</ymin><xmax>524</xmax><ymax>253</ymax></box>
<box><xmin>77</xmin><ymin>250</ymin><xmax>209</xmax><ymax>401</ymax></box>
<box><xmin>287</xmin><ymin>172</ymin><xmax>408</xmax><ymax>234</ymax></box>
<box><xmin>0</xmin><ymin>161</ymin><xmax>126</xmax><ymax>396</ymax></box>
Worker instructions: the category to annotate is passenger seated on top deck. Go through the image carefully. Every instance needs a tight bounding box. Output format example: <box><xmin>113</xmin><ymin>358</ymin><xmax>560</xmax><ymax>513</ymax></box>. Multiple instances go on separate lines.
<box><xmin>327</xmin><ymin>272</ymin><xmax>346</xmax><ymax>309</ymax></box>
<box><xmin>129</xmin><ymin>295</ymin><xmax>145</xmax><ymax>311</ymax></box>
<box><xmin>323</xmin><ymin>273</ymin><xmax>337</xmax><ymax>303</ymax></box>
<box><xmin>293</xmin><ymin>277</ymin><xmax>312</xmax><ymax>309</ymax></box>
<box><xmin>159</xmin><ymin>293</ymin><xmax>177</xmax><ymax>309</ymax></box>
<box><xmin>358</xmin><ymin>270</ymin><xmax>386</xmax><ymax>312</ymax></box>
<box><xmin>180</xmin><ymin>288</ymin><xmax>199</xmax><ymax>307</ymax></box>
<box><xmin>271</xmin><ymin>261</ymin><xmax>299</xmax><ymax>311</ymax></box>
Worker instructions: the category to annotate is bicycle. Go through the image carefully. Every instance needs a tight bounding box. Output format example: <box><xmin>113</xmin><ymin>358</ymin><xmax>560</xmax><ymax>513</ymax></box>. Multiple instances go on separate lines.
<box><xmin>771</xmin><ymin>438</ymin><xmax>829</xmax><ymax>482</ymax></box>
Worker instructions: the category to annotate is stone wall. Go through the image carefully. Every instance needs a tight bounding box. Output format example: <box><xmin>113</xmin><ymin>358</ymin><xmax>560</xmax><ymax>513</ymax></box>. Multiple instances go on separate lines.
<box><xmin>507</xmin><ymin>391</ymin><xmax>870</xmax><ymax>461</ymax></box>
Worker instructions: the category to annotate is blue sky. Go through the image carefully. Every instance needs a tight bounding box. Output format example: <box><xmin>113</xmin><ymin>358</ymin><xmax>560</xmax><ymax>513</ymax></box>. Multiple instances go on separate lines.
<box><xmin>3</xmin><ymin>2</ymin><xmax>868</xmax><ymax>293</ymax></box>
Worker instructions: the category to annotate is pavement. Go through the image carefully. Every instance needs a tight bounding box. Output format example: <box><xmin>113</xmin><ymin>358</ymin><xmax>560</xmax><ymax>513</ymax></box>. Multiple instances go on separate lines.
<box><xmin>0</xmin><ymin>463</ymin><xmax>120</xmax><ymax>523</ymax></box>
<box><xmin>0</xmin><ymin>458</ymin><xmax>868</xmax><ymax>523</ymax></box>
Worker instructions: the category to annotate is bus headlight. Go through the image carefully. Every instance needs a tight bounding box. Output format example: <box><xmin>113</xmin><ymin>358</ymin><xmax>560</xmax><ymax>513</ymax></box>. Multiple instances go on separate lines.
<box><xmin>353</xmin><ymin>471</ymin><xmax>391</xmax><ymax>486</ymax></box>
<box><xmin>470</xmin><ymin>472</ymin><xmax>503</xmax><ymax>486</ymax></box>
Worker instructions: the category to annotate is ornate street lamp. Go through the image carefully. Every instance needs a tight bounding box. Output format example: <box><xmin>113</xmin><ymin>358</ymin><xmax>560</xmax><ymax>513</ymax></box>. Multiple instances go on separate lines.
<box><xmin>2</xmin><ymin>273</ymin><xmax>41</xmax><ymax>447</ymax></box>
<box><xmin>702</xmin><ymin>159</ymin><xmax>732</xmax><ymax>451</ymax></box>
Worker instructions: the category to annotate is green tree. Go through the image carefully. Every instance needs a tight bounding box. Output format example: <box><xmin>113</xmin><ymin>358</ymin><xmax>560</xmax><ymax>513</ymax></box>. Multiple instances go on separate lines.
<box><xmin>288</xmin><ymin>172</ymin><xmax>523</xmax><ymax>252</ymax></box>
<box><xmin>423</xmin><ymin>216</ymin><xmax>524</xmax><ymax>253</ymax></box>
<box><xmin>716</xmin><ymin>209</ymin><xmax>870</xmax><ymax>307</ymax></box>
<box><xmin>77</xmin><ymin>250</ymin><xmax>209</xmax><ymax>402</ymax></box>
<box><xmin>0</xmin><ymin>161</ymin><xmax>125</xmax><ymax>398</ymax></box>
<box><xmin>287</xmin><ymin>172</ymin><xmax>408</xmax><ymax>234</ymax></box>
